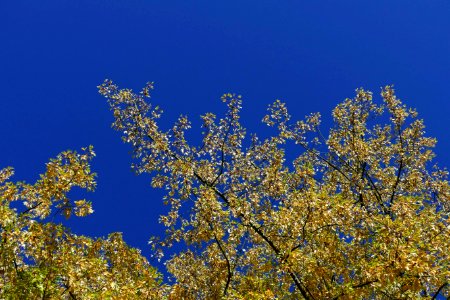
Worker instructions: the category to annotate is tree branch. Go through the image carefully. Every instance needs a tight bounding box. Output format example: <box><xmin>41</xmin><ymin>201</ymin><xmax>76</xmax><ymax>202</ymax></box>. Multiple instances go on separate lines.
<box><xmin>19</xmin><ymin>202</ymin><xmax>43</xmax><ymax>217</ymax></box>
<box><xmin>431</xmin><ymin>282</ymin><xmax>447</xmax><ymax>300</ymax></box>
<box><xmin>389</xmin><ymin>159</ymin><xmax>403</xmax><ymax>207</ymax></box>
<box><xmin>209</xmin><ymin>223</ymin><xmax>232</xmax><ymax>297</ymax></box>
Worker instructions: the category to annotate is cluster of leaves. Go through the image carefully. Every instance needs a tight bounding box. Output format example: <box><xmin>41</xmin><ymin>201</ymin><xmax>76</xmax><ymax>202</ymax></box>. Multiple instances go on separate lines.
<box><xmin>0</xmin><ymin>147</ymin><xmax>165</xmax><ymax>299</ymax></box>
<box><xmin>99</xmin><ymin>81</ymin><xmax>449</xmax><ymax>299</ymax></box>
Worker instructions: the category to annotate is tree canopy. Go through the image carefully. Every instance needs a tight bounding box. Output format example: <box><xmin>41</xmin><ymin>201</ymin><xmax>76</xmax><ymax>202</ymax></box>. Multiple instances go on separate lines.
<box><xmin>0</xmin><ymin>147</ymin><xmax>164</xmax><ymax>299</ymax></box>
<box><xmin>99</xmin><ymin>81</ymin><xmax>449</xmax><ymax>299</ymax></box>
<box><xmin>1</xmin><ymin>82</ymin><xmax>449</xmax><ymax>299</ymax></box>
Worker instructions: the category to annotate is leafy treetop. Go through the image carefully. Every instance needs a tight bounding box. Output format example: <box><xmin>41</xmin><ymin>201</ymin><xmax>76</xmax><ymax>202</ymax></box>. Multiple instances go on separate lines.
<box><xmin>99</xmin><ymin>81</ymin><xmax>449</xmax><ymax>299</ymax></box>
<box><xmin>0</xmin><ymin>147</ymin><xmax>165</xmax><ymax>299</ymax></box>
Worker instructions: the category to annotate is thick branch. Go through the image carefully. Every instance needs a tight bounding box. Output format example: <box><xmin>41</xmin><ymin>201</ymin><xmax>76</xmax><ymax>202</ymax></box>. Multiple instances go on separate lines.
<box><xmin>68</xmin><ymin>291</ymin><xmax>77</xmax><ymax>300</ymax></box>
<box><xmin>431</xmin><ymin>282</ymin><xmax>447</xmax><ymax>300</ymax></box>
<box><xmin>211</xmin><ymin>227</ymin><xmax>232</xmax><ymax>296</ymax></box>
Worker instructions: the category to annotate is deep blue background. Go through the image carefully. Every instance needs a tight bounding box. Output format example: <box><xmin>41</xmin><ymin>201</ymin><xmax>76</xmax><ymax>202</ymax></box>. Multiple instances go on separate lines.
<box><xmin>1</xmin><ymin>0</ymin><xmax>449</xmax><ymax>275</ymax></box>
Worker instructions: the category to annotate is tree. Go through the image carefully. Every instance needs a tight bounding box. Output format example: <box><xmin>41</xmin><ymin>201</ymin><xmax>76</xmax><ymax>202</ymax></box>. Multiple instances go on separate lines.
<box><xmin>0</xmin><ymin>147</ymin><xmax>165</xmax><ymax>299</ymax></box>
<box><xmin>99</xmin><ymin>81</ymin><xmax>449</xmax><ymax>299</ymax></box>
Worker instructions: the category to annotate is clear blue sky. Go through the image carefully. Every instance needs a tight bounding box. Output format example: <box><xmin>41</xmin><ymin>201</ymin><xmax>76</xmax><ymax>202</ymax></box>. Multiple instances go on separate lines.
<box><xmin>1</xmin><ymin>0</ymin><xmax>449</xmax><ymax>269</ymax></box>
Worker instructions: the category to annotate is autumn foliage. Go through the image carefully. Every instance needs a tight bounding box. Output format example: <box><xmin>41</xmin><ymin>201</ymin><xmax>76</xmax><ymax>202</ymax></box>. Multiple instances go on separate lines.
<box><xmin>1</xmin><ymin>82</ymin><xmax>449</xmax><ymax>299</ymax></box>
<box><xmin>0</xmin><ymin>148</ymin><xmax>164</xmax><ymax>299</ymax></box>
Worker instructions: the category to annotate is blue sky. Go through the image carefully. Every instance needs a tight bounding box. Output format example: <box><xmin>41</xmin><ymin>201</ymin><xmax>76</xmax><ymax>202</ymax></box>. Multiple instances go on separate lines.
<box><xmin>1</xmin><ymin>0</ymin><xmax>450</xmax><ymax>269</ymax></box>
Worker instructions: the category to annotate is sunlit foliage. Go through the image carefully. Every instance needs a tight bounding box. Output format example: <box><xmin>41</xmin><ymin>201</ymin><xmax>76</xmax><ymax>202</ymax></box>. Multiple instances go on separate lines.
<box><xmin>99</xmin><ymin>81</ymin><xmax>449</xmax><ymax>299</ymax></box>
<box><xmin>0</xmin><ymin>147</ymin><xmax>165</xmax><ymax>299</ymax></box>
